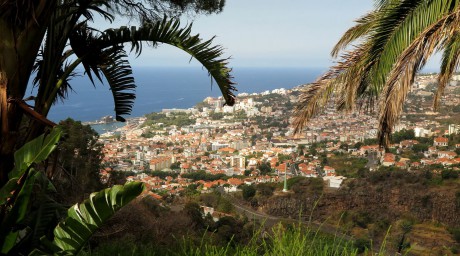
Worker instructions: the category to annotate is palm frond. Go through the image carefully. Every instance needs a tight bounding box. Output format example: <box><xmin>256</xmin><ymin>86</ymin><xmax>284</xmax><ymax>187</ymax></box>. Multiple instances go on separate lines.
<box><xmin>292</xmin><ymin>79</ymin><xmax>335</xmax><ymax>134</ymax></box>
<box><xmin>53</xmin><ymin>61</ymin><xmax>77</xmax><ymax>105</ymax></box>
<box><xmin>367</xmin><ymin>0</ymin><xmax>457</xmax><ymax>90</ymax></box>
<box><xmin>292</xmin><ymin>63</ymin><xmax>346</xmax><ymax>134</ymax></box>
<box><xmin>331</xmin><ymin>11</ymin><xmax>376</xmax><ymax>57</ymax></box>
<box><xmin>69</xmin><ymin>22</ymin><xmax>104</xmax><ymax>85</ymax></box>
<box><xmin>294</xmin><ymin>0</ymin><xmax>460</xmax><ymax>146</ymax></box>
<box><xmin>99</xmin><ymin>48</ymin><xmax>136</xmax><ymax>122</ymax></box>
<box><xmin>292</xmin><ymin>42</ymin><xmax>373</xmax><ymax>133</ymax></box>
<box><xmin>435</xmin><ymin>31</ymin><xmax>460</xmax><ymax>110</ymax></box>
<box><xmin>99</xmin><ymin>17</ymin><xmax>236</xmax><ymax>107</ymax></box>
<box><xmin>57</xmin><ymin>0</ymin><xmax>114</xmax><ymax>22</ymax></box>
<box><xmin>377</xmin><ymin>8</ymin><xmax>460</xmax><ymax>145</ymax></box>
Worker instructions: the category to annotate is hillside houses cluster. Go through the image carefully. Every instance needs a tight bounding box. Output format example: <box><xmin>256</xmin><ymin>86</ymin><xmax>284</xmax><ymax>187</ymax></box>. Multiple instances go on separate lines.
<box><xmin>99</xmin><ymin>74</ymin><xmax>460</xmax><ymax>196</ymax></box>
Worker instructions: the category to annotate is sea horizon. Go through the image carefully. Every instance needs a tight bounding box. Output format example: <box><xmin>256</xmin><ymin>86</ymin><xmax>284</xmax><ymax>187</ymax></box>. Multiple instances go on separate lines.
<box><xmin>35</xmin><ymin>66</ymin><xmax>327</xmax><ymax>123</ymax></box>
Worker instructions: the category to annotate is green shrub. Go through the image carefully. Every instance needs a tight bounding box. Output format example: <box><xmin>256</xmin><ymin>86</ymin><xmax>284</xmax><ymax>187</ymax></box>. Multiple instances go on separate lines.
<box><xmin>352</xmin><ymin>211</ymin><xmax>372</xmax><ymax>228</ymax></box>
<box><xmin>456</xmin><ymin>190</ymin><xmax>460</xmax><ymax>209</ymax></box>
<box><xmin>441</xmin><ymin>170</ymin><xmax>459</xmax><ymax>180</ymax></box>
<box><xmin>241</xmin><ymin>185</ymin><xmax>256</xmax><ymax>200</ymax></box>
<box><xmin>354</xmin><ymin>238</ymin><xmax>371</xmax><ymax>253</ymax></box>
<box><xmin>448</xmin><ymin>227</ymin><xmax>460</xmax><ymax>243</ymax></box>
<box><xmin>256</xmin><ymin>183</ymin><xmax>275</xmax><ymax>197</ymax></box>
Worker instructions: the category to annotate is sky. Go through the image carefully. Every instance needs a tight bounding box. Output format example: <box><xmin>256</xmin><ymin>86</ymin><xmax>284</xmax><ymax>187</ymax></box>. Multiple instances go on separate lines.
<box><xmin>119</xmin><ymin>0</ymin><xmax>376</xmax><ymax>68</ymax></box>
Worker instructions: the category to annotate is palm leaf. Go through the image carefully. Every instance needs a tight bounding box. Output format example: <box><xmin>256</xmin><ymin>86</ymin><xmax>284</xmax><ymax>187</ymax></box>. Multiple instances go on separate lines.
<box><xmin>31</xmin><ymin>182</ymin><xmax>144</xmax><ymax>255</ymax></box>
<box><xmin>435</xmin><ymin>30</ymin><xmax>460</xmax><ymax>110</ymax></box>
<box><xmin>69</xmin><ymin>22</ymin><xmax>104</xmax><ymax>85</ymax></box>
<box><xmin>377</xmin><ymin>7</ymin><xmax>460</xmax><ymax>144</ymax></box>
<box><xmin>294</xmin><ymin>0</ymin><xmax>460</xmax><ymax>146</ymax></box>
<box><xmin>96</xmin><ymin>17</ymin><xmax>236</xmax><ymax>120</ymax></box>
<box><xmin>99</xmin><ymin>48</ymin><xmax>136</xmax><ymax>122</ymax></box>
<box><xmin>331</xmin><ymin>11</ymin><xmax>377</xmax><ymax>57</ymax></box>
<box><xmin>1</xmin><ymin>171</ymin><xmax>65</xmax><ymax>256</ymax></box>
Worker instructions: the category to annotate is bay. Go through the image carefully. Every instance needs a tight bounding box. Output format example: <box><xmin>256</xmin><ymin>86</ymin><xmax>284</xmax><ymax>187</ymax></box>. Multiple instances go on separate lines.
<box><xmin>37</xmin><ymin>66</ymin><xmax>325</xmax><ymax>122</ymax></box>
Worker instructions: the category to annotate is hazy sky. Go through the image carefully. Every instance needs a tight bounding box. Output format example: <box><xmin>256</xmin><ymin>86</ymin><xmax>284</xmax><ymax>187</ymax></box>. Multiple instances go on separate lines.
<box><xmin>124</xmin><ymin>0</ymin><xmax>375</xmax><ymax>68</ymax></box>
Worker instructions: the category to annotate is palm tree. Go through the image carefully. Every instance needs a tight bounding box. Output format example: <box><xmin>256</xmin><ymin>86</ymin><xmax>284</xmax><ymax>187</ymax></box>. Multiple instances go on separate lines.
<box><xmin>293</xmin><ymin>0</ymin><xmax>460</xmax><ymax>146</ymax></box>
<box><xmin>0</xmin><ymin>0</ymin><xmax>235</xmax><ymax>185</ymax></box>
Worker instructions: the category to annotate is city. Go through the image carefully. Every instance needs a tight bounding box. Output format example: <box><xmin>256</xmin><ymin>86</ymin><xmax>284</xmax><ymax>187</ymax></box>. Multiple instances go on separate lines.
<box><xmin>99</xmin><ymin>73</ymin><xmax>460</xmax><ymax>200</ymax></box>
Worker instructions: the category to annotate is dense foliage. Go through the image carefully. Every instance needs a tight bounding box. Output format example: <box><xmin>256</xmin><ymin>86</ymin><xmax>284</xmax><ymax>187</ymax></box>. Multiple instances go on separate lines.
<box><xmin>0</xmin><ymin>128</ymin><xmax>144</xmax><ymax>255</ymax></box>
<box><xmin>144</xmin><ymin>112</ymin><xmax>195</xmax><ymax>128</ymax></box>
<box><xmin>56</xmin><ymin>118</ymin><xmax>104</xmax><ymax>203</ymax></box>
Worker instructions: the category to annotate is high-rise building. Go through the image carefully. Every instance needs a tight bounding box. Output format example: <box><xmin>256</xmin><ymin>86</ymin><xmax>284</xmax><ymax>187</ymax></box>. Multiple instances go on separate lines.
<box><xmin>230</xmin><ymin>156</ymin><xmax>245</xmax><ymax>169</ymax></box>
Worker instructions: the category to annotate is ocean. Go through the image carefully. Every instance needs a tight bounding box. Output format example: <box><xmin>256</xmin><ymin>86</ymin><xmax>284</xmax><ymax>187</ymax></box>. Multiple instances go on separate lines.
<box><xmin>34</xmin><ymin>66</ymin><xmax>326</xmax><ymax>123</ymax></box>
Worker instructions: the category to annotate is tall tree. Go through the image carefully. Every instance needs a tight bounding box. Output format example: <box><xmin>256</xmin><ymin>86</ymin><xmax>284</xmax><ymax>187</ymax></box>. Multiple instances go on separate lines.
<box><xmin>293</xmin><ymin>0</ymin><xmax>460</xmax><ymax>146</ymax></box>
<box><xmin>54</xmin><ymin>118</ymin><xmax>104</xmax><ymax>204</ymax></box>
<box><xmin>0</xmin><ymin>0</ymin><xmax>235</xmax><ymax>185</ymax></box>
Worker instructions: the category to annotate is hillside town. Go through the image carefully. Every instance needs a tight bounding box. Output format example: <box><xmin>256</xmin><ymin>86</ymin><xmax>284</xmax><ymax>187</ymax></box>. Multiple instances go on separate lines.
<box><xmin>98</xmin><ymin>74</ymin><xmax>460</xmax><ymax>198</ymax></box>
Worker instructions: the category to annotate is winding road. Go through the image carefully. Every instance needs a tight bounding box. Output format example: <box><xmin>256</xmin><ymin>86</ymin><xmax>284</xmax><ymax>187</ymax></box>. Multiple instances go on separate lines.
<box><xmin>223</xmin><ymin>193</ymin><xmax>354</xmax><ymax>241</ymax></box>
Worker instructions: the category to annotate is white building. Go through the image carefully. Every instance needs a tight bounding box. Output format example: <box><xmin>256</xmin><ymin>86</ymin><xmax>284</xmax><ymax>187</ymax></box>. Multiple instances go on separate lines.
<box><xmin>323</xmin><ymin>176</ymin><xmax>346</xmax><ymax>188</ymax></box>
<box><xmin>230</xmin><ymin>156</ymin><xmax>246</xmax><ymax>169</ymax></box>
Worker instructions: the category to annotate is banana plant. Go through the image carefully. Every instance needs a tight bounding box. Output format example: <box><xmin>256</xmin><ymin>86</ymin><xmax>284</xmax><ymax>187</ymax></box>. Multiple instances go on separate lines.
<box><xmin>0</xmin><ymin>127</ymin><xmax>144</xmax><ymax>255</ymax></box>
<box><xmin>0</xmin><ymin>128</ymin><xmax>62</xmax><ymax>254</ymax></box>
<box><xmin>30</xmin><ymin>182</ymin><xmax>144</xmax><ymax>255</ymax></box>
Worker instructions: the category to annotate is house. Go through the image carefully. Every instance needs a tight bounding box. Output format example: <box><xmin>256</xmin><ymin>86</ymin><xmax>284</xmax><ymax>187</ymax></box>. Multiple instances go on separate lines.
<box><xmin>323</xmin><ymin>176</ymin><xmax>346</xmax><ymax>188</ymax></box>
<box><xmin>323</xmin><ymin>166</ymin><xmax>336</xmax><ymax>176</ymax></box>
<box><xmin>298</xmin><ymin>163</ymin><xmax>308</xmax><ymax>173</ymax></box>
<box><xmin>400</xmin><ymin>140</ymin><xmax>419</xmax><ymax>148</ymax></box>
<box><xmin>434</xmin><ymin>137</ymin><xmax>448</xmax><ymax>147</ymax></box>
<box><xmin>421</xmin><ymin>159</ymin><xmax>436</xmax><ymax>165</ymax></box>
<box><xmin>255</xmin><ymin>175</ymin><xmax>270</xmax><ymax>183</ymax></box>
<box><xmin>382</xmin><ymin>153</ymin><xmax>396</xmax><ymax>166</ymax></box>
<box><xmin>299</xmin><ymin>163</ymin><xmax>317</xmax><ymax>177</ymax></box>
<box><xmin>225</xmin><ymin>178</ymin><xmax>243</xmax><ymax>192</ymax></box>
<box><xmin>360</xmin><ymin>145</ymin><xmax>381</xmax><ymax>156</ymax></box>
<box><xmin>201</xmin><ymin>206</ymin><xmax>233</xmax><ymax>222</ymax></box>
<box><xmin>202</xmin><ymin>182</ymin><xmax>214</xmax><ymax>191</ymax></box>
<box><xmin>437</xmin><ymin>158</ymin><xmax>454</xmax><ymax>166</ymax></box>
<box><xmin>218</xmin><ymin>147</ymin><xmax>236</xmax><ymax>154</ymax></box>
<box><xmin>411</xmin><ymin>162</ymin><xmax>421</xmax><ymax>169</ymax></box>
<box><xmin>395</xmin><ymin>161</ymin><xmax>407</xmax><ymax>169</ymax></box>
<box><xmin>149</xmin><ymin>156</ymin><xmax>172</xmax><ymax>171</ymax></box>
<box><xmin>437</xmin><ymin>151</ymin><xmax>457</xmax><ymax>159</ymax></box>
<box><xmin>276</xmin><ymin>163</ymin><xmax>288</xmax><ymax>174</ymax></box>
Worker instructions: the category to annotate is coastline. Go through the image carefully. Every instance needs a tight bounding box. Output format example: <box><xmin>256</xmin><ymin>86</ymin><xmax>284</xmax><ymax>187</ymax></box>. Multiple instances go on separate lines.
<box><xmin>46</xmin><ymin>67</ymin><xmax>323</xmax><ymax>123</ymax></box>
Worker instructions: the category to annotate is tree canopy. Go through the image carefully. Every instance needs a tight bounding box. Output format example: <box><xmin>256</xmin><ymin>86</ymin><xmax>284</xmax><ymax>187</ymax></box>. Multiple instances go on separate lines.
<box><xmin>55</xmin><ymin>118</ymin><xmax>104</xmax><ymax>203</ymax></box>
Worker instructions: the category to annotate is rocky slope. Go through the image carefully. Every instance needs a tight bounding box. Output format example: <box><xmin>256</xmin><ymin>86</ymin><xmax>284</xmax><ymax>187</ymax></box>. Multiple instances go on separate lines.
<box><xmin>258</xmin><ymin>174</ymin><xmax>459</xmax><ymax>228</ymax></box>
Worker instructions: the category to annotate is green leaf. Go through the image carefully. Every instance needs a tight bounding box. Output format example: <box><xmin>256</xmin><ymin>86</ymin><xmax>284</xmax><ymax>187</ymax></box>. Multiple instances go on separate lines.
<box><xmin>0</xmin><ymin>178</ymin><xmax>19</xmax><ymax>205</ymax></box>
<box><xmin>0</xmin><ymin>231</ymin><xmax>18</xmax><ymax>254</ymax></box>
<box><xmin>0</xmin><ymin>128</ymin><xmax>62</xmax><ymax>254</ymax></box>
<box><xmin>49</xmin><ymin>182</ymin><xmax>144</xmax><ymax>254</ymax></box>
<box><xmin>1</xmin><ymin>128</ymin><xmax>61</xmax><ymax>207</ymax></box>
<box><xmin>9</xmin><ymin>170</ymin><xmax>37</xmax><ymax>224</ymax></box>
<box><xmin>0</xmin><ymin>170</ymin><xmax>37</xmax><ymax>254</ymax></box>
<box><xmin>10</xmin><ymin>127</ymin><xmax>62</xmax><ymax>179</ymax></box>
